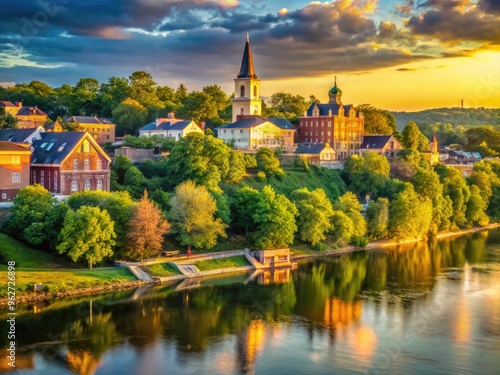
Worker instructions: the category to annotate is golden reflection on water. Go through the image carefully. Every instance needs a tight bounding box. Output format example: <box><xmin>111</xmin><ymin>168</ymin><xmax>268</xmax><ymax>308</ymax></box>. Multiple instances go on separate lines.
<box><xmin>66</xmin><ymin>351</ymin><xmax>101</xmax><ymax>375</ymax></box>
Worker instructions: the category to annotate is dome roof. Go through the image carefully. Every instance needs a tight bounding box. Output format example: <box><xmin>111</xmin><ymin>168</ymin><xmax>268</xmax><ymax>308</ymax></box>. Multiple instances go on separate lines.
<box><xmin>329</xmin><ymin>84</ymin><xmax>342</xmax><ymax>95</ymax></box>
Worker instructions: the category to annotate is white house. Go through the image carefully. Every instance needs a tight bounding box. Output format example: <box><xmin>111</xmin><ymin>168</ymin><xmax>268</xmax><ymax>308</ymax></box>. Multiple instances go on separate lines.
<box><xmin>139</xmin><ymin>112</ymin><xmax>203</xmax><ymax>140</ymax></box>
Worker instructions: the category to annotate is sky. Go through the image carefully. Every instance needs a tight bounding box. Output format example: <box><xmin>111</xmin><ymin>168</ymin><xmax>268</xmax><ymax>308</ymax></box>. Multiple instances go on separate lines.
<box><xmin>0</xmin><ymin>0</ymin><xmax>499</xmax><ymax>111</ymax></box>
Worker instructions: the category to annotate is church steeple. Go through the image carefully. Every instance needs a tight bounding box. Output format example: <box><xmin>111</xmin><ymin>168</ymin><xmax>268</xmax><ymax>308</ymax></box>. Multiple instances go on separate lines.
<box><xmin>232</xmin><ymin>33</ymin><xmax>262</xmax><ymax>122</ymax></box>
<box><xmin>328</xmin><ymin>76</ymin><xmax>342</xmax><ymax>104</ymax></box>
<box><xmin>237</xmin><ymin>32</ymin><xmax>257</xmax><ymax>79</ymax></box>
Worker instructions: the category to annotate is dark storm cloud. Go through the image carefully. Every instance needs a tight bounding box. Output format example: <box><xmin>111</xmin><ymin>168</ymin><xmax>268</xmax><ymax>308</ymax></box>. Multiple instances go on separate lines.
<box><xmin>478</xmin><ymin>0</ymin><xmax>500</xmax><ymax>15</ymax></box>
<box><xmin>406</xmin><ymin>5</ymin><xmax>500</xmax><ymax>43</ymax></box>
<box><xmin>395</xmin><ymin>0</ymin><xmax>414</xmax><ymax>15</ymax></box>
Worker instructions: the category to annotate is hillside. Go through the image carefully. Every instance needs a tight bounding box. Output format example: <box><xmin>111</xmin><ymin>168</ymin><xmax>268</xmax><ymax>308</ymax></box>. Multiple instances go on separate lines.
<box><xmin>391</xmin><ymin>108</ymin><xmax>500</xmax><ymax>130</ymax></box>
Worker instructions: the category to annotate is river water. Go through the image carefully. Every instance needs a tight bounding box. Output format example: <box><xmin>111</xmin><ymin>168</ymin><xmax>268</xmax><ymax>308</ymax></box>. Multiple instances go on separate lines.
<box><xmin>1</xmin><ymin>229</ymin><xmax>499</xmax><ymax>375</ymax></box>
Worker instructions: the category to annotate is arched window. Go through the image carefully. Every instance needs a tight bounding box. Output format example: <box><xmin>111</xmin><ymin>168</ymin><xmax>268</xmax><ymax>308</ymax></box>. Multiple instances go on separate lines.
<box><xmin>254</xmin><ymin>106</ymin><xmax>258</xmax><ymax>115</ymax></box>
<box><xmin>71</xmin><ymin>180</ymin><xmax>78</xmax><ymax>192</ymax></box>
<box><xmin>97</xmin><ymin>179</ymin><xmax>103</xmax><ymax>191</ymax></box>
<box><xmin>240</xmin><ymin>85</ymin><xmax>245</xmax><ymax>97</ymax></box>
<box><xmin>84</xmin><ymin>179</ymin><xmax>90</xmax><ymax>190</ymax></box>
<box><xmin>240</xmin><ymin>108</ymin><xmax>244</xmax><ymax>115</ymax></box>
<box><xmin>84</xmin><ymin>159</ymin><xmax>90</xmax><ymax>171</ymax></box>
<box><xmin>73</xmin><ymin>159</ymin><xmax>78</xmax><ymax>170</ymax></box>
<box><xmin>253</xmin><ymin>85</ymin><xmax>257</xmax><ymax>97</ymax></box>
<box><xmin>96</xmin><ymin>160</ymin><xmax>102</xmax><ymax>171</ymax></box>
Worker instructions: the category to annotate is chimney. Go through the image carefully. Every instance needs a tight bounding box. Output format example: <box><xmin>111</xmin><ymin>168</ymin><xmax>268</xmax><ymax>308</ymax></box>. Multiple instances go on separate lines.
<box><xmin>15</xmin><ymin>101</ymin><xmax>22</xmax><ymax>107</ymax></box>
<box><xmin>200</xmin><ymin>121</ymin><xmax>206</xmax><ymax>131</ymax></box>
<box><xmin>168</xmin><ymin>112</ymin><xmax>174</xmax><ymax>119</ymax></box>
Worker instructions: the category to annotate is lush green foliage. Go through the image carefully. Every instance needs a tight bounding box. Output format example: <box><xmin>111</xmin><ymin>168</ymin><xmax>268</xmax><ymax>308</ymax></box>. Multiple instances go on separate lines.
<box><xmin>168</xmin><ymin>181</ymin><xmax>227</xmax><ymax>249</ymax></box>
<box><xmin>195</xmin><ymin>256</ymin><xmax>249</xmax><ymax>271</ymax></box>
<box><xmin>357</xmin><ymin>104</ymin><xmax>396</xmax><ymax>135</ymax></box>
<box><xmin>401</xmin><ymin>121</ymin><xmax>430</xmax><ymax>152</ymax></box>
<box><xmin>256</xmin><ymin>147</ymin><xmax>284</xmax><ymax>178</ymax></box>
<box><xmin>57</xmin><ymin>206</ymin><xmax>116</xmax><ymax>268</ymax></box>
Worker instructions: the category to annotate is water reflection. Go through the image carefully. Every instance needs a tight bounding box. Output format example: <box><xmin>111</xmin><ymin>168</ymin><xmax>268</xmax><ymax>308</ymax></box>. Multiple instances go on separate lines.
<box><xmin>1</xmin><ymin>229</ymin><xmax>499</xmax><ymax>374</ymax></box>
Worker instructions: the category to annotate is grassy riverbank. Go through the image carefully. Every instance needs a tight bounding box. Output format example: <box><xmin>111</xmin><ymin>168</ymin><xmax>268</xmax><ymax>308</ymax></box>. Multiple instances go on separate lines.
<box><xmin>195</xmin><ymin>256</ymin><xmax>249</xmax><ymax>271</ymax></box>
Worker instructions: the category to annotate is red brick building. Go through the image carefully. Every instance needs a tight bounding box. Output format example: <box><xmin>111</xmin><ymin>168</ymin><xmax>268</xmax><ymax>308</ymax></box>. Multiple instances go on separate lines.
<box><xmin>31</xmin><ymin>132</ymin><xmax>111</xmax><ymax>195</ymax></box>
<box><xmin>0</xmin><ymin>141</ymin><xmax>32</xmax><ymax>202</ymax></box>
<box><xmin>298</xmin><ymin>78</ymin><xmax>364</xmax><ymax>160</ymax></box>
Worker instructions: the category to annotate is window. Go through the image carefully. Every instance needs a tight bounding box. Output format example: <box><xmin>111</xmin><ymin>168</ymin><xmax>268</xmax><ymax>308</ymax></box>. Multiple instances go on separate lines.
<box><xmin>1</xmin><ymin>193</ymin><xmax>6</xmax><ymax>200</ymax></box>
<box><xmin>240</xmin><ymin>108</ymin><xmax>244</xmax><ymax>115</ymax></box>
<box><xmin>41</xmin><ymin>170</ymin><xmax>44</xmax><ymax>177</ymax></box>
<box><xmin>240</xmin><ymin>85</ymin><xmax>245</xmax><ymax>97</ymax></box>
<box><xmin>84</xmin><ymin>159</ymin><xmax>90</xmax><ymax>171</ymax></box>
<box><xmin>48</xmin><ymin>172</ymin><xmax>51</xmax><ymax>190</ymax></box>
<box><xmin>32</xmin><ymin>171</ymin><xmax>36</xmax><ymax>184</ymax></box>
<box><xmin>97</xmin><ymin>160</ymin><xmax>102</xmax><ymax>170</ymax></box>
<box><xmin>54</xmin><ymin>177</ymin><xmax>58</xmax><ymax>192</ymax></box>
<box><xmin>12</xmin><ymin>156</ymin><xmax>20</xmax><ymax>164</ymax></box>
<box><xmin>40</xmin><ymin>177</ymin><xmax>44</xmax><ymax>187</ymax></box>
<box><xmin>253</xmin><ymin>85</ymin><xmax>257</xmax><ymax>97</ymax></box>
<box><xmin>57</xmin><ymin>142</ymin><xmax>67</xmax><ymax>152</ymax></box>
<box><xmin>97</xmin><ymin>179</ymin><xmax>103</xmax><ymax>191</ymax></box>
<box><xmin>71</xmin><ymin>180</ymin><xmax>78</xmax><ymax>192</ymax></box>
<box><xmin>82</xmin><ymin>140</ymin><xmax>90</xmax><ymax>153</ymax></box>
<box><xmin>84</xmin><ymin>179</ymin><xmax>90</xmax><ymax>190</ymax></box>
<box><xmin>73</xmin><ymin>159</ymin><xmax>78</xmax><ymax>170</ymax></box>
<box><xmin>12</xmin><ymin>172</ymin><xmax>21</xmax><ymax>183</ymax></box>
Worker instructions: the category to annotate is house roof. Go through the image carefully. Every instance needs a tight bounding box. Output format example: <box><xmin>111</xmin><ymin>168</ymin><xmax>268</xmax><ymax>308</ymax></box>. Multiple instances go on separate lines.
<box><xmin>295</xmin><ymin>143</ymin><xmax>335</xmax><ymax>155</ymax></box>
<box><xmin>16</xmin><ymin>106</ymin><xmax>47</xmax><ymax>116</ymax></box>
<box><xmin>45</xmin><ymin>120</ymin><xmax>62</xmax><ymax>130</ymax></box>
<box><xmin>267</xmin><ymin>117</ymin><xmax>295</xmax><ymax>130</ymax></box>
<box><xmin>66</xmin><ymin>116</ymin><xmax>114</xmax><ymax>125</ymax></box>
<box><xmin>139</xmin><ymin>120</ymin><xmax>199</xmax><ymax>132</ymax></box>
<box><xmin>0</xmin><ymin>141</ymin><xmax>31</xmax><ymax>153</ymax></box>
<box><xmin>237</xmin><ymin>34</ymin><xmax>257</xmax><ymax>79</ymax></box>
<box><xmin>0</xmin><ymin>128</ymin><xmax>42</xmax><ymax>143</ymax></box>
<box><xmin>359</xmin><ymin>135</ymin><xmax>393</xmax><ymax>149</ymax></box>
<box><xmin>305</xmin><ymin>103</ymin><xmax>355</xmax><ymax>117</ymax></box>
<box><xmin>0</xmin><ymin>101</ymin><xmax>16</xmax><ymax>107</ymax></box>
<box><xmin>448</xmin><ymin>150</ymin><xmax>482</xmax><ymax>159</ymax></box>
<box><xmin>31</xmin><ymin>132</ymin><xmax>110</xmax><ymax>165</ymax></box>
<box><xmin>217</xmin><ymin>116</ymin><xmax>296</xmax><ymax>131</ymax></box>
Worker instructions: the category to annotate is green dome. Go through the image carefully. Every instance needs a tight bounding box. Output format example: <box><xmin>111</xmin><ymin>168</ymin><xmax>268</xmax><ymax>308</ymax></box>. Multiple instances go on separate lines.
<box><xmin>329</xmin><ymin>84</ymin><xmax>342</xmax><ymax>95</ymax></box>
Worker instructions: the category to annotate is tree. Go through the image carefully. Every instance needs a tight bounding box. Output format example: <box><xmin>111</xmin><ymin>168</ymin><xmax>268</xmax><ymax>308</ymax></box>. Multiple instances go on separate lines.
<box><xmin>227</xmin><ymin>150</ymin><xmax>247</xmax><ymax>183</ymax></box>
<box><xmin>0</xmin><ymin>108</ymin><xmax>18</xmax><ymax>129</ymax></box>
<box><xmin>256</xmin><ymin>147</ymin><xmax>283</xmax><ymax>178</ymax></box>
<box><xmin>98</xmin><ymin>76</ymin><xmax>131</xmax><ymax>117</ymax></box>
<box><xmin>268</xmin><ymin>92</ymin><xmax>308</xmax><ymax>119</ymax></box>
<box><xmin>401</xmin><ymin>121</ymin><xmax>430</xmax><ymax>152</ymax></box>
<box><xmin>125</xmin><ymin>191</ymin><xmax>170</xmax><ymax>261</ymax></box>
<box><xmin>165</xmin><ymin>133</ymin><xmax>232</xmax><ymax>191</ymax></box>
<box><xmin>57</xmin><ymin>206</ymin><xmax>116</xmax><ymax>269</ymax></box>
<box><xmin>330</xmin><ymin>211</ymin><xmax>354</xmax><ymax>243</ymax></box>
<box><xmin>356</xmin><ymin>104</ymin><xmax>396</xmax><ymax>135</ymax></box>
<box><xmin>177</xmin><ymin>91</ymin><xmax>219</xmax><ymax>123</ymax></box>
<box><xmin>230</xmin><ymin>186</ymin><xmax>260</xmax><ymax>237</ymax></box>
<box><xmin>252</xmin><ymin>186</ymin><xmax>298</xmax><ymax>249</ymax></box>
<box><xmin>112</xmin><ymin>98</ymin><xmax>148</xmax><ymax>135</ymax></box>
<box><xmin>69</xmin><ymin>78</ymin><xmax>100</xmax><ymax>115</ymax></box>
<box><xmin>5</xmin><ymin>184</ymin><xmax>55</xmax><ymax>246</ymax></box>
<box><xmin>292</xmin><ymin>188</ymin><xmax>333</xmax><ymax>246</ymax></box>
<box><xmin>365</xmin><ymin>198</ymin><xmax>389</xmax><ymax>240</ymax></box>
<box><xmin>333</xmin><ymin>192</ymin><xmax>367</xmax><ymax>237</ymax></box>
<box><xmin>389</xmin><ymin>183</ymin><xmax>433</xmax><ymax>241</ymax></box>
<box><xmin>466</xmin><ymin>185</ymin><xmax>489</xmax><ymax>227</ymax></box>
<box><xmin>344</xmin><ymin>152</ymin><xmax>390</xmax><ymax>198</ymax></box>
<box><xmin>124</xmin><ymin>166</ymin><xmax>145</xmax><ymax>198</ymax></box>
<box><xmin>44</xmin><ymin>202</ymin><xmax>71</xmax><ymax>252</ymax></box>
<box><xmin>111</xmin><ymin>155</ymin><xmax>134</xmax><ymax>187</ymax></box>
<box><xmin>169</xmin><ymin>181</ymin><xmax>227</xmax><ymax>249</ymax></box>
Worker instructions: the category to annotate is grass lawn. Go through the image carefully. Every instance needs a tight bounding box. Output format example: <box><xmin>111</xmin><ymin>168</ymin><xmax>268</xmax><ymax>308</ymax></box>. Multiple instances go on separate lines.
<box><xmin>195</xmin><ymin>256</ymin><xmax>249</xmax><ymax>271</ymax></box>
<box><xmin>142</xmin><ymin>263</ymin><xmax>181</xmax><ymax>277</ymax></box>
<box><xmin>0</xmin><ymin>233</ymin><xmax>70</xmax><ymax>269</ymax></box>
<box><xmin>0</xmin><ymin>267</ymin><xmax>135</xmax><ymax>294</ymax></box>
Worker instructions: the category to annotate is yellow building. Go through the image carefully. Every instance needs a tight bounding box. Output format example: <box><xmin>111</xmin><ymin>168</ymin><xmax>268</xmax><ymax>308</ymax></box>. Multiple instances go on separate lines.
<box><xmin>0</xmin><ymin>101</ymin><xmax>48</xmax><ymax>129</ymax></box>
<box><xmin>65</xmin><ymin>116</ymin><xmax>116</xmax><ymax>145</ymax></box>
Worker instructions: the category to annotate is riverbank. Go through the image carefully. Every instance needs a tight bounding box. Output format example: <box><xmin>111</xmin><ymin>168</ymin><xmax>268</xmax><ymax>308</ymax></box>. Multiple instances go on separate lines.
<box><xmin>1</xmin><ymin>223</ymin><xmax>498</xmax><ymax>306</ymax></box>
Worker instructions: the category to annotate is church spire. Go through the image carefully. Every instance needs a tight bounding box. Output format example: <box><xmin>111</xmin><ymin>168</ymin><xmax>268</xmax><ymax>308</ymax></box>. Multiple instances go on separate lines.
<box><xmin>237</xmin><ymin>33</ymin><xmax>257</xmax><ymax>79</ymax></box>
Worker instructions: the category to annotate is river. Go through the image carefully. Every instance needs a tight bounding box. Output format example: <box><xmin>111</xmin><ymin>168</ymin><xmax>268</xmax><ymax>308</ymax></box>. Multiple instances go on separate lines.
<box><xmin>1</xmin><ymin>229</ymin><xmax>499</xmax><ymax>375</ymax></box>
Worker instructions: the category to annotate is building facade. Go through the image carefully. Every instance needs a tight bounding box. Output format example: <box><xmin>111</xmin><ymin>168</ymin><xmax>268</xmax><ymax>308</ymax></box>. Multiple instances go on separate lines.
<box><xmin>0</xmin><ymin>101</ymin><xmax>48</xmax><ymax>129</ymax></box>
<box><xmin>298</xmin><ymin>79</ymin><xmax>364</xmax><ymax>160</ymax></box>
<box><xmin>0</xmin><ymin>142</ymin><xmax>31</xmax><ymax>202</ymax></box>
<box><xmin>358</xmin><ymin>135</ymin><xmax>403</xmax><ymax>159</ymax></box>
<box><xmin>139</xmin><ymin>112</ymin><xmax>203</xmax><ymax>140</ymax></box>
<box><xmin>31</xmin><ymin>132</ymin><xmax>111</xmax><ymax>195</ymax></box>
<box><xmin>65</xmin><ymin>116</ymin><xmax>116</xmax><ymax>144</ymax></box>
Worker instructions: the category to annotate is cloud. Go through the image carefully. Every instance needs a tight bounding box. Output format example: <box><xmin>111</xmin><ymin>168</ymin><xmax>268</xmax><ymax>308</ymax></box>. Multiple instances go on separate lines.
<box><xmin>396</xmin><ymin>0</ymin><xmax>414</xmax><ymax>15</ymax></box>
<box><xmin>478</xmin><ymin>0</ymin><xmax>500</xmax><ymax>15</ymax></box>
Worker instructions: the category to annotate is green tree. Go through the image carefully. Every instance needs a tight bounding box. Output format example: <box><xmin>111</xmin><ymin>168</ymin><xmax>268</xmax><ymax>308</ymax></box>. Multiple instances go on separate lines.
<box><xmin>291</xmin><ymin>188</ymin><xmax>333</xmax><ymax>246</ymax></box>
<box><xmin>365</xmin><ymin>197</ymin><xmax>389</xmax><ymax>240</ymax></box>
<box><xmin>98</xmin><ymin>76</ymin><xmax>131</xmax><ymax>117</ymax></box>
<box><xmin>57</xmin><ymin>206</ymin><xmax>116</xmax><ymax>268</ymax></box>
<box><xmin>125</xmin><ymin>191</ymin><xmax>170</xmax><ymax>261</ymax></box>
<box><xmin>177</xmin><ymin>91</ymin><xmax>219</xmax><ymax>123</ymax></box>
<box><xmin>333</xmin><ymin>192</ymin><xmax>367</xmax><ymax>237</ymax></box>
<box><xmin>401</xmin><ymin>121</ymin><xmax>430</xmax><ymax>152</ymax></box>
<box><xmin>252</xmin><ymin>186</ymin><xmax>298</xmax><ymax>249</ymax></box>
<box><xmin>124</xmin><ymin>166</ymin><xmax>145</xmax><ymax>198</ymax></box>
<box><xmin>226</xmin><ymin>150</ymin><xmax>247</xmax><ymax>183</ymax></box>
<box><xmin>357</xmin><ymin>104</ymin><xmax>396</xmax><ymax>135</ymax></box>
<box><xmin>70</xmin><ymin>78</ymin><xmax>100</xmax><ymax>115</ymax></box>
<box><xmin>111</xmin><ymin>155</ymin><xmax>134</xmax><ymax>187</ymax></box>
<box><xmin>0</xmin><ymin>108</ymin><xmax>18</xmax><ymax>129</ymax></box>
<box><xmin>389</xmin><ymin>183</ymin><xmax>433</xmax><ymax>241</ymax></box>
<box><xmin>169</xmin><ymin>181</ymin><xmax>227</xmax><ymax>249</ymax></box>
<box><xmin>165</xmin><ymin>133</ymin><xmax>232</xmax><ymax>191</ymax></box>
<box><xmin>268</xmin><ymin>92</ymin><xmax>308</xmax><ymax>119</ymax></box>
<box><xmin>466</xmin><ymin>185</ymin><xmax>489</xmax><ymax>227</ymax></box>
<box><xmin>344</xmin><ymin>152</ymin><xmax>390</xmax><ymax>198</ymax></box>
<box><xmin>44</xmin><ymin>202</ymin><xmax>71</xmax><ymax>252</ymax></box>
<box><xmin>256</xmin><ymin>147</ymin><xmax>283</xmax><ymax>178</ymax></box>
<box><xmin>112</xmin><ymin>98</ymin><xmax>148</xmax><ymax>135</ymax></box>
<box><xmin>230</xmin><ymin>186</ymin><xmax>260</xmax><ymax>237</ymax></box>
<box><xmin>330</xmin><ymin>211</ymin><xmax>354</xmax><ymax>243</ymax></box>
<box><xmin>5</xmin><ymin>184</ymin><xmax>55</xmax><ymax>246</ymax></box>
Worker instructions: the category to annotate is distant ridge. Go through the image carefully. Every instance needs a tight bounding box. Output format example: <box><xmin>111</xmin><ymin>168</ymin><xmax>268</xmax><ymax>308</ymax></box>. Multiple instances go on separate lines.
<box><xmin>389</xmin><ymin>107</ymin><xmax>500</xmax><ymax>130</ymax></box>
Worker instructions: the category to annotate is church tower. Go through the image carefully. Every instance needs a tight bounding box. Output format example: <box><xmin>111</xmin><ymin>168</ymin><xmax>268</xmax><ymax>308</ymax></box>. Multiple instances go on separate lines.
<box><xmin>232</xmin><ymin>33</ymin><xmax>262</xmax><ymax>122</ymax></box>
<box><xmin>328</xmin><ymin>76</ymin><xmax>342</xmax><ymax>104</ymax></box>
